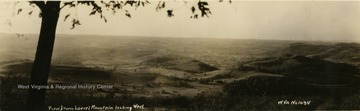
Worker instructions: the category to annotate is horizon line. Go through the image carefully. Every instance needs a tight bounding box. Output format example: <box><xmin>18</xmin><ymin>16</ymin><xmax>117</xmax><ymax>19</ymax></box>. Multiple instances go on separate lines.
<box><xmin>0</xmin><ymin>32</ymin><xmax>358</xmax><ymax>44</ymax></box>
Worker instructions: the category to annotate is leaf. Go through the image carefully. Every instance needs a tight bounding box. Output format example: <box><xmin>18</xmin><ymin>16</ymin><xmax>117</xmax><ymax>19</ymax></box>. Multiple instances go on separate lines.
<box><xmin>28</xmin><ymin>11</ymin><xmax>33</xmax><ymax>16</ymax></box>
<box><xmin>17</xmin><ymin>9</ymin><xmax>22</xmax><ymax>15</ymax></box>
<box><xmin>105</xmin><ymin>4</ymin><xmax>110</xmax><ymax>8</ymax></box>
<box><xmin>63</xmin><ymin>1</ymin><xmax>75</xmax><ymax>8</ymax></box>
<box><xmin>70</xmin><ymin>19</ymin><xmax>81</xmax><ymax>30</ymax></box>
<box><xmin>167</xmin><ymin>10</ymin><xmax>174</xmax><ymax>17</ymax></box>
<box><xmin>197</xmin><ymin>1</ymin><xmax>211</xmax><ymax>17</ymax></box>
<box><xmin>64</xmin><ymin>14</ymin><xmax>70</xmax><ymax>21</ymax></box>
<box><xmin>156</xmin><ymin>2</ymin><xmax>161</xmax><ymax>11</ymax></box>
<box><xmin>125</xmin><ymin>11</ymin><xmax>131</xmax><ymax>18</ymax></box>
<box><xmin>191</xmin><ymin>6</ymin><xmax>196</xmax><ymax>14</ymax></box>
<box><xmin>125</xmin><ymin>0</ymin><xmax>136</xmax><ymax>6</ymax></box>
<box><xmin>89</xmin><ymin>11</ymin><xmax>96</xmax><ymax>15</ymax></box>
<box><xmin>137</xmin><ymin>1</ymin><xmax>141</xmax><ymax>7</ymax></box>
<box><xmin>114</xmin><ymin>4</ymin><xmax>121</xmax><ymax>9</ymax></box>
<box><xmin>161</xmin><ymin>2</ymin><xmax>165</xmax><ymax>8</ymax></box>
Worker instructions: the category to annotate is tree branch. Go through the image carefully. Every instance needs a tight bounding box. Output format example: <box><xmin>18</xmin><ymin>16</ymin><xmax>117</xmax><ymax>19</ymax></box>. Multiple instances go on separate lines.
<box><xmin>30</xmin><ymin>1</ymin><xmax>46</xmax><ymax>10</ymax></box>
<box><xmin>60</xmin><ymin>1</ymin><xmax>76</xmax><ymax>10</ymax></box>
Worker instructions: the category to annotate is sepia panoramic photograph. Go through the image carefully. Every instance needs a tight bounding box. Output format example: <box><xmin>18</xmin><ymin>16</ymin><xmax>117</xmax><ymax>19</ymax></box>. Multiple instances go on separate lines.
<box><xmin>0</xmin><ymin>0</ymin><xmax>360</xmax><ymax>111</ymax></box>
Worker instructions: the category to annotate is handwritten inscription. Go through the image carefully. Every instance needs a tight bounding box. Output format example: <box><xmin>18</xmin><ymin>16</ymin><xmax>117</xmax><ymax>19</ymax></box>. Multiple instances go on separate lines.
<box><xmin>48</xmin><ymin>104</ymin><xmax>144</xmax><ymax>111</ymax></box>
<box><xmin>278</xmin><ymin>100</ymin><xmax>311</xmax><ymax>106</ymax></box>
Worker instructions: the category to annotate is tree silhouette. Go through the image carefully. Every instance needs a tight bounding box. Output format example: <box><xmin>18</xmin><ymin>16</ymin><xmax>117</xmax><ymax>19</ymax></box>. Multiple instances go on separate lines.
<box><xmin>22</xmin><ymin>0</ymin><xmax>217</xmax><ymax>111</ymax></box>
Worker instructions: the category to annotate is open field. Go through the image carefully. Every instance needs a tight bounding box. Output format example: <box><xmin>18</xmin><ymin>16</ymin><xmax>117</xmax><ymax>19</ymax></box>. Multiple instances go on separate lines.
<box><xmin>1</xmin><ymin>33</ymin><xmax>360</xmax><ymax>110</ymax></box>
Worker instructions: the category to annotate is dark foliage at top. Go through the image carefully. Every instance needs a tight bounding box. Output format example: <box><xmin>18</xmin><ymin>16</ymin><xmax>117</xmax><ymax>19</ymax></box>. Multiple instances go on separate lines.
<box><xmin>21</xmin><ymin>0</ymin><xmax>219</xmax><ymax>29</ymax></box>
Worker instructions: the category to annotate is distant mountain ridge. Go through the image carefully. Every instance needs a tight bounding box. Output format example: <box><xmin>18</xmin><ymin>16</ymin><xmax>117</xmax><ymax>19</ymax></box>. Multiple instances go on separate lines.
<box><xmin>242</xmin><ymin>55</ymin><xmax>359</xmax><ymax>85</ymax></box>
<box><xmin>286</xmin><ymin>42</ymin><xmax>360</xmax><ymax>65</ymax></box>
<box><xmin>144</xmin><ymin>55</ymin><xmax>219</xmax><ymax>73</ymax></box>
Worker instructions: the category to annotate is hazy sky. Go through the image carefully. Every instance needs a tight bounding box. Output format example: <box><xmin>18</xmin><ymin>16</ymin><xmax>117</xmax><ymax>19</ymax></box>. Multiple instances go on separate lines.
<box><xmin>0</xmin><ymin>1</ymin><xmax>359</xmax><ymax>42</ymax></box>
